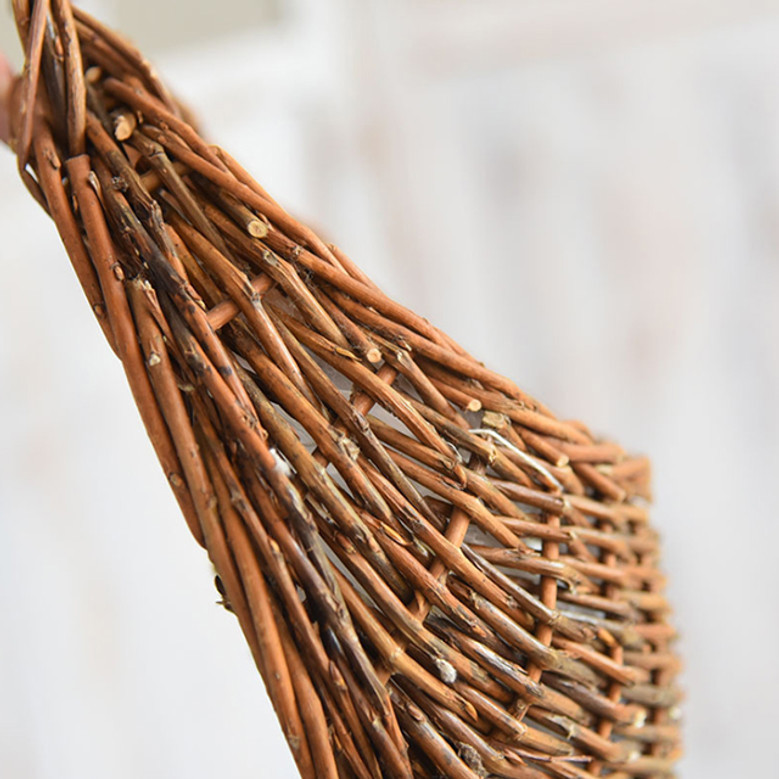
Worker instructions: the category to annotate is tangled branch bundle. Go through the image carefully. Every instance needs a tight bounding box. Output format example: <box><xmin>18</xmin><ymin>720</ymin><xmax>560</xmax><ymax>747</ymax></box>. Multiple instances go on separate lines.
<box><xmin>6</xmin><ymin>1</ymin><xmax>681</xmax><ymax>776</ymax></box>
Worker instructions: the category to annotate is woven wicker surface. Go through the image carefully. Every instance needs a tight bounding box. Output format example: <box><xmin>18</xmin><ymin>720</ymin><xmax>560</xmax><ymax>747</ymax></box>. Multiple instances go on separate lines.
<box><xmin>7</xmin><ymin>1</ymin><xmax>680</xmax><ymax>776</ymax></box>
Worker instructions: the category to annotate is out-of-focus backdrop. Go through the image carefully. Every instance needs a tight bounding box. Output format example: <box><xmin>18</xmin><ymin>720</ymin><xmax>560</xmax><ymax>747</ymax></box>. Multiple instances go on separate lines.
<box><xmin>1</xmin><ymin>1</ymin><xmax>778</xmax><ymax>777</ymax></box>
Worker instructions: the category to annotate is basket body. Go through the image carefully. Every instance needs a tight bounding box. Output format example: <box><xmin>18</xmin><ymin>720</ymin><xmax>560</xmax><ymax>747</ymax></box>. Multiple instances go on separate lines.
<box><xmin>9</xmin><ymin>2</ymin><xmax>680</xmax><ymax>776</ymax></box>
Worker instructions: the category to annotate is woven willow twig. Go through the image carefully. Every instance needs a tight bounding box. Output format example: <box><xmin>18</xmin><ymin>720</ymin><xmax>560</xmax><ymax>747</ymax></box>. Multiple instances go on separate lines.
<box><xmin>6</xmin><ymin>2</ymin><xmax>681</xmax><ymax>776</ymax></box>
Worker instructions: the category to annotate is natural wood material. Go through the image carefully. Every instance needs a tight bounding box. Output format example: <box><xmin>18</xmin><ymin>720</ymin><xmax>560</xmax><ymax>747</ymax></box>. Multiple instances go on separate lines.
<box><xmin>7</xmin><ymin>2</ymin><xmax>680</xmax><ymax>776</ymax></box>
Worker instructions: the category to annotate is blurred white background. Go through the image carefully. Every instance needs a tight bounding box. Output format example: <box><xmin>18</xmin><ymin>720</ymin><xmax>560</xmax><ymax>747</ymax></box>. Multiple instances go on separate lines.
<box><xmin>2</xmin><ymin>1</ymin><xmax>779</xmax><ymax>777</ymax></box>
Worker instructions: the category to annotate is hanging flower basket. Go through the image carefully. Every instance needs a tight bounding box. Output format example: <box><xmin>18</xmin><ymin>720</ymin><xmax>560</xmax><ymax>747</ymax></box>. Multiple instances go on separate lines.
<box><xmin>5</xmin><ymin>2</ymin><xmax>681</xmax><ymax>776</ymax></box>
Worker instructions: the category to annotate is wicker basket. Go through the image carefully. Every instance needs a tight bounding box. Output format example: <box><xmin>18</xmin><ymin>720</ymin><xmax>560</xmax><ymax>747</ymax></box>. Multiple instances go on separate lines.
<box><xmin>6</xmin><ymin>1</ymin><xmax>681</xmax><ymax>776</ymax></box>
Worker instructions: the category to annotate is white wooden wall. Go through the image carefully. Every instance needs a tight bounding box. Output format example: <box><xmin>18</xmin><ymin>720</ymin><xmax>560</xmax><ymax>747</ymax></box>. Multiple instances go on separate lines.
<box><xmin>2</xmin><ymin>1</ymin><xmax>779</xmax><ymax>777</ymax></box>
